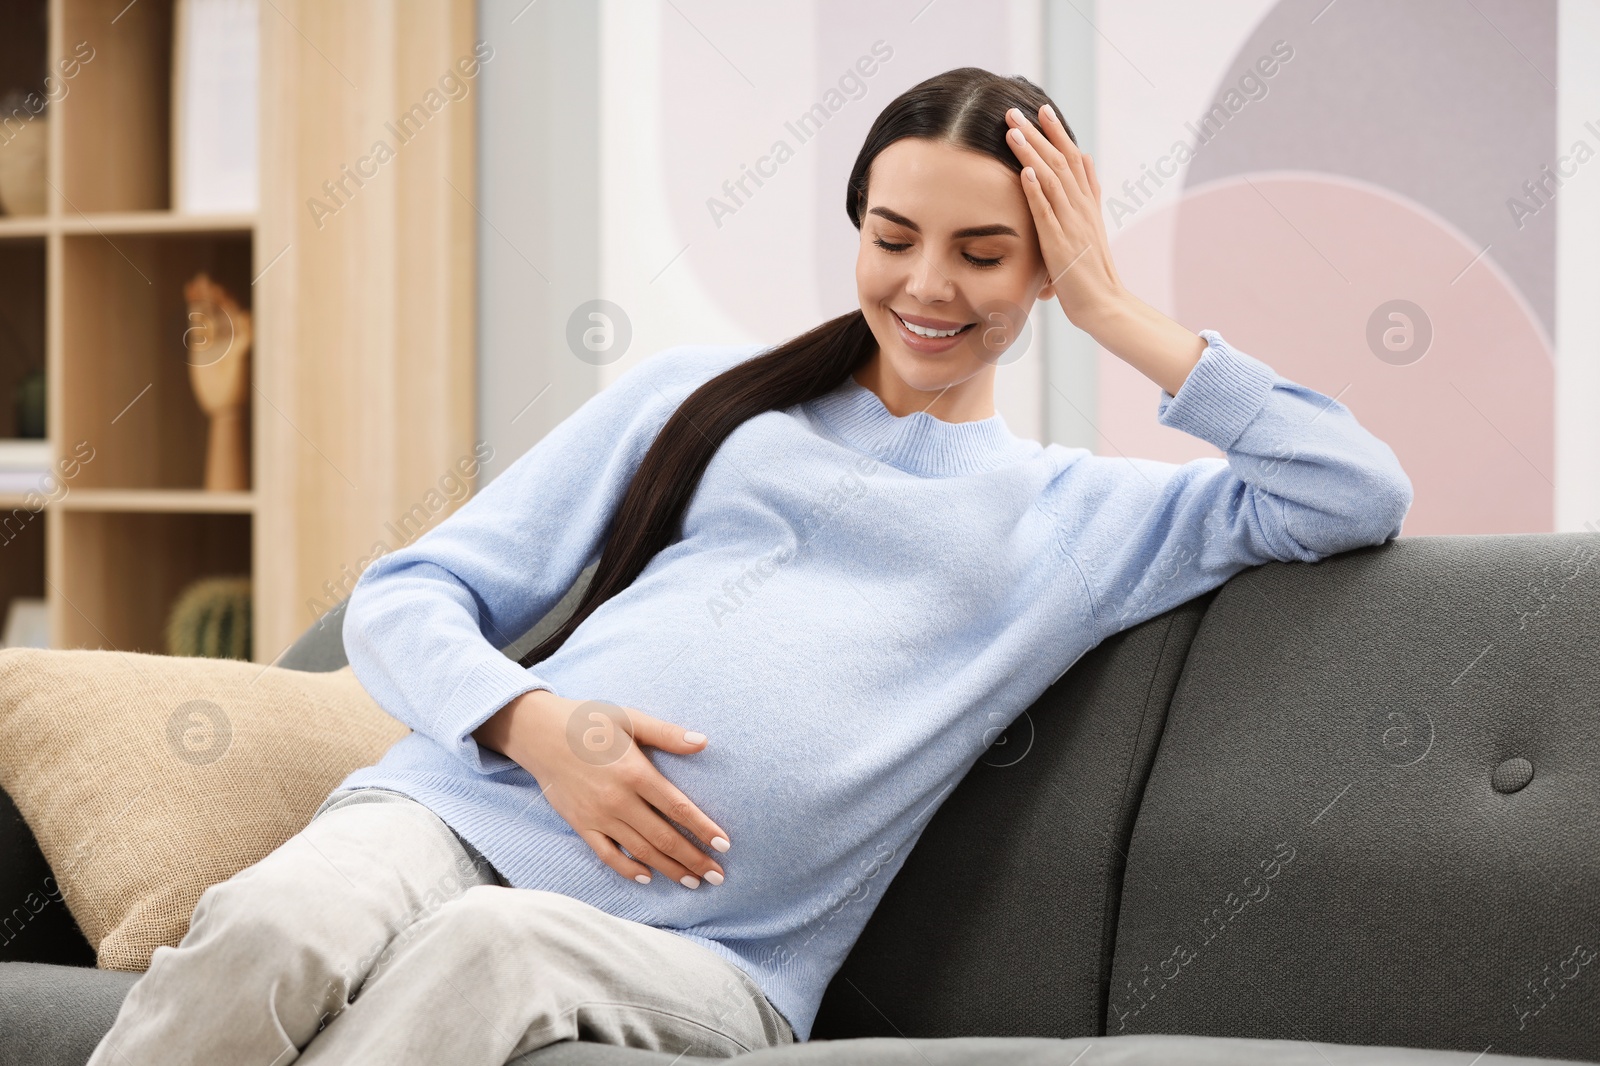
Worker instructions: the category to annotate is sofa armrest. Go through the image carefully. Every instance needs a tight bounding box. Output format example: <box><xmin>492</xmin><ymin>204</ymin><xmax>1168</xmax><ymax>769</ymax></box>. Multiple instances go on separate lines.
<box><xmin>0</xmin><ymin>787</ymin><xmax>94</xmax><ymax>967</ymax></box>
<box><xmin>276</xmin><ymin>561</ymin><xmax>601</xmax><ymax>676</ymax></box>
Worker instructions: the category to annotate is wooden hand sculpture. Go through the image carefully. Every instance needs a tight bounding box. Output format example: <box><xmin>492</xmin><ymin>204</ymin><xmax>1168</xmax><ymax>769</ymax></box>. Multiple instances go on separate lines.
<box><xmin>182</xmin><ymin>272</ymin><xmax>252</xmax><ymax>492</ymax></box>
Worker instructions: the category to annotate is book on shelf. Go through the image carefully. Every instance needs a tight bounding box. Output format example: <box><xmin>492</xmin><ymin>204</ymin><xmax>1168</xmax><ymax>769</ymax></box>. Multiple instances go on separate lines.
<box><xmin>1</xmin><ymin>598</ymin><xmax>49</xmax><ymax>649</ymax></box>
<box><xmin>0</xmin><ymin>439</ymin><xmax>49</xmax><ymax>468</ymax></box>
<box><xmin>173</xmin><ymin>0</ymin><xmax>260</xmax><ymax>214</ymax></box>
<box><xmin>0</xmin><ymin>439</ymin><xmax>49</xmax><ymax>494</ymax></box>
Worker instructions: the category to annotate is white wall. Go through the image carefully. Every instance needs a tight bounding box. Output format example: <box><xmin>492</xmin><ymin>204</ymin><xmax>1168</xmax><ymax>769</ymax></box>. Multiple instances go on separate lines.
<box><xmin>475</xmin><ymin>0</ymin><xmax>603</xmax><ymax>484</ymax></box>
<box><xmin>1557</xmin><ymin>0</ymin><xmax>1600</xmax><ymax>532</ymax></box>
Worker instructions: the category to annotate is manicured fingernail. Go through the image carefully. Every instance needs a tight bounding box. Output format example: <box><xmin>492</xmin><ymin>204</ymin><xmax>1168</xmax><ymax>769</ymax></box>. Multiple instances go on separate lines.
<box><xmin>1009</xmin><ymin>128</ymin><xmax>1024</xmax><ymax>143</ymax></box>
<box><xmin>703</xmin><ymin>870</ymin><xmax>724</xmax><ymax>886</ymax></box>
<box><xmin>635</xmin><ymin>873</ymin><xmax>651</xmax><ymax>884</ymax></box>
<box><xmin>1024</xmin><ymin>167</ymin><xmax>1037</xmax><ymax>183</ymax></box>
<box><xmin>684</xmin><ymin>730</ymin><xmax>706</xmax><ymax>744</ymax></box>
<box><xmin>711</xmin><ymin>836</ymin><xmax>730</xmax><ymax>852</ymax></box>
<box><xmin>680</xmin><ymin>874</ymin><xmax>701</xmax><ymax>889</ymax></box>
<box><xmin>1043</xmin><ymin>104</ymin><xmax>1058</xmax><ymax>124</ymax></box>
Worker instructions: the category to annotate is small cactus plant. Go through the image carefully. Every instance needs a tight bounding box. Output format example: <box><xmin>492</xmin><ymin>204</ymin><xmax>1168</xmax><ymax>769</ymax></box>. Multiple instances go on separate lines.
<box><xmin>165</xmin><ymin>576</ymin><xmax>252</xmax><ymax>660</ymax></box>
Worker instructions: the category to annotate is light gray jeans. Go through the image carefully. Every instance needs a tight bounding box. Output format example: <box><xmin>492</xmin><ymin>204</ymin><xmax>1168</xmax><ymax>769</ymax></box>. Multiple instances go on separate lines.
<box><xmin>88</xmin><ymin>786</ymin><xmax>795</xmax><ymax>1065</ymax></box>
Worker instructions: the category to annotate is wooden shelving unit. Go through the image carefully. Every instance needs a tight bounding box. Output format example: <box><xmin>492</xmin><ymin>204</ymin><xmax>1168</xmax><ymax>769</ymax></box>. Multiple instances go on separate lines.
<box><xmin>3</xmin><ymin>0</ymin><xmax>479</xmax><ymax>664</ymax></box>
<box><xmin>0</xmin><ymin>0</ymin><xmax>260</xmax><ymax>657</ymax></box>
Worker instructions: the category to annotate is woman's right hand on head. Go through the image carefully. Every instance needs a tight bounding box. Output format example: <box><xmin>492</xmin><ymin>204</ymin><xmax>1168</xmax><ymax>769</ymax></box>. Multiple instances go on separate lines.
<box><xmin>472</xmin><ymin>689</ymin><xmax>729</xmax><ymax>889</ymax></box>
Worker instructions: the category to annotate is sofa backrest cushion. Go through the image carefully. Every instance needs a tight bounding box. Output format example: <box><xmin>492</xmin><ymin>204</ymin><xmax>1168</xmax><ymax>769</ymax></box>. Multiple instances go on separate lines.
<box><xmin>275</xmin><ymin>601</ymin><xmax>350</xmax><ymax>672</ymax></box>
<box><xmin>811</xmin><ymin>593</ymin><xmax>1215</xmax><ymax>1040</ymax></box>
<box><xmin>1109</xmin><ymin>535</ymin><xmax>1600</xmax><ymax>1062</ymax></box>
<box><xmin>278</xmin><ymin>562</ymin><xmax>599</xmax><ymax>674</ymax></box>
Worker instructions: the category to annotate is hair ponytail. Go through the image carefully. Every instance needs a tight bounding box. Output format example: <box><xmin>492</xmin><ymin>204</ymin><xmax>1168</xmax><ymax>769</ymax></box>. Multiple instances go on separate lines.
<box><xmin>516</xmin><ymin>67</ymin><xmax>1068</xmax><ymax>670</ymax></box>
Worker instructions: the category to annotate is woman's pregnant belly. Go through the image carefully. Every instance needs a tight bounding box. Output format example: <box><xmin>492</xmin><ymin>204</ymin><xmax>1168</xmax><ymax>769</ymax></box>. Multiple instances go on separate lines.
<box><xmin>498</xmin><ymin>544</ymin><xmax>999</xmax><ymax>941</ymax></box>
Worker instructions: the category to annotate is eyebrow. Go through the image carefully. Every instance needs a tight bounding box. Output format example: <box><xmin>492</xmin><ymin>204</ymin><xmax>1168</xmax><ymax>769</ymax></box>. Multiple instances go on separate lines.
<box><xmin>866</xmin><ymin>206</ymin><xmax>1019</xmax><ymax>239</ymax></box>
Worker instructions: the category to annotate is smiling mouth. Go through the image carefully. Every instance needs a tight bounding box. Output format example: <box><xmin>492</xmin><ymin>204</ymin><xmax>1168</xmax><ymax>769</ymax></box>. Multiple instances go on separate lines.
<box><xmin>892</xmin><ymin>310</ymin><xmax>976</xmax><ymax>339</ymax></box>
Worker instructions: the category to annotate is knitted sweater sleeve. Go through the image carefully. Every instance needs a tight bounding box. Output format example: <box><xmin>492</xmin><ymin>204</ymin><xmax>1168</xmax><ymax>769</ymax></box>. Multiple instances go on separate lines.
<box><xmin>1049</xmin><ymin>329</ymin><xmax>1414</xmax><ymax>643</ymax></box>
<box><xmin>342</xmin><ymin>345</ymin><xmax>744</xmax><ymax>775</ymax></box>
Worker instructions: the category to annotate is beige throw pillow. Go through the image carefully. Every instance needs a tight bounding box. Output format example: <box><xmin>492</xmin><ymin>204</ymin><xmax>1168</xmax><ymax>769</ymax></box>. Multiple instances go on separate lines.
<box><xmin>0</xmin><ymin>648</ymin><xmax>409</xmax><ymax>971</ymax></box>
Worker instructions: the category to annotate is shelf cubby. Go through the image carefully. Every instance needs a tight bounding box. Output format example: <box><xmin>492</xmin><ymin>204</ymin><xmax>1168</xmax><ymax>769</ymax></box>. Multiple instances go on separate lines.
<box><xmin>55</xmin><ymin>508</ymin><xmax>249</xmax><ymax>654</ymax></box>
<box><xmin>0</xmin><ymin>3</ymin><xmax>50</xmax><ymax>220</ymax></box>
<box><xmin>59</xmin><ymin>230</ymin><xmax>251</xmax><ymax>491</ymax></box>
<box><xmin>0</xmin><ymin>503</ymin><xmax>46</xmax><ymax>639</ymax></box>
<box><xmin>0</xmin><ymin>238</ymin><xmax>46</xmax><ymax>440</ymax></box>
<box><xmin>0</xmin><ymin>0</ymin><xmax>49</xmax><ymax>220</ymax></box>
<box><xmin>61</xmin><ymin>0</ymin><xmax>174</xmax><ymax>215</ymax></box>
<box><xmin>0</xmin><ymin>4</ymin><xmax>48</xmax><ymax>101</ymax></box>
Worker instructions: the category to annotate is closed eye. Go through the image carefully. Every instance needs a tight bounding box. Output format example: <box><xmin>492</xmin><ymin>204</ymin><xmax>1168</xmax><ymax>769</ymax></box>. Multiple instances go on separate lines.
<box><xmin>871</xmin><ymin>236</ymin><xmax>1004</xmax><ymax>269</ymax></box>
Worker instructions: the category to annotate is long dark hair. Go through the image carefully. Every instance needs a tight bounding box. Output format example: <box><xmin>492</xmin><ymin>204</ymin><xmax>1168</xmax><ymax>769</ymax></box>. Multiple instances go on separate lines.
<box><xmin>516</xmin><ymin>67</ymin><xmax>1072</xmax><ymax>669</ymax></box>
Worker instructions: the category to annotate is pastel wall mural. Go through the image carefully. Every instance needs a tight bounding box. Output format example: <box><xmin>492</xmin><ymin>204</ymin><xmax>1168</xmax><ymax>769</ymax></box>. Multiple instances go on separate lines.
<box><xmin>1093</xmin><ymin>0</ymin><xmax>1557</xmax><ymax>535</ymax></box>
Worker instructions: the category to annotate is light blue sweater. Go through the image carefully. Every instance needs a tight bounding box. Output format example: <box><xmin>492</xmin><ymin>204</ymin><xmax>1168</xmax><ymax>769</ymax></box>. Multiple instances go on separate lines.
<box><xmin>337</xmin><ymin>329</ymin><xmax>1413</xmax><ymax>1040</ymax></box>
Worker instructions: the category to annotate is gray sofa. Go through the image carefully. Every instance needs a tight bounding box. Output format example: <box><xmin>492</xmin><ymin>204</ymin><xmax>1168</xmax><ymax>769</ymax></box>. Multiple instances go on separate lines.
<box><xmin>3</xmin><ymin>533</ymin><xmax>1598</xmax><ymax>1065</ymax></box>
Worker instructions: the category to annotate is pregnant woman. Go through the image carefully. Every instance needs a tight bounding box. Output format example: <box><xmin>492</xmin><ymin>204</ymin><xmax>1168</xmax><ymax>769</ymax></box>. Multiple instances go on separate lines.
<box><xmin>91</xmin><ymin>66</ymin><xmax>1411</xmax><ymax>1065</ymax></box>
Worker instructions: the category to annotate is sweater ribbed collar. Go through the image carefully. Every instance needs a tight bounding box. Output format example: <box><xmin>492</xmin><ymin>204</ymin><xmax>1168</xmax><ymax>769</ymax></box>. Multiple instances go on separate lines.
<box><xmin>805</xmin><ymin>374</ymin><xmax>1039</xmax><ymax>477</ymax></box>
